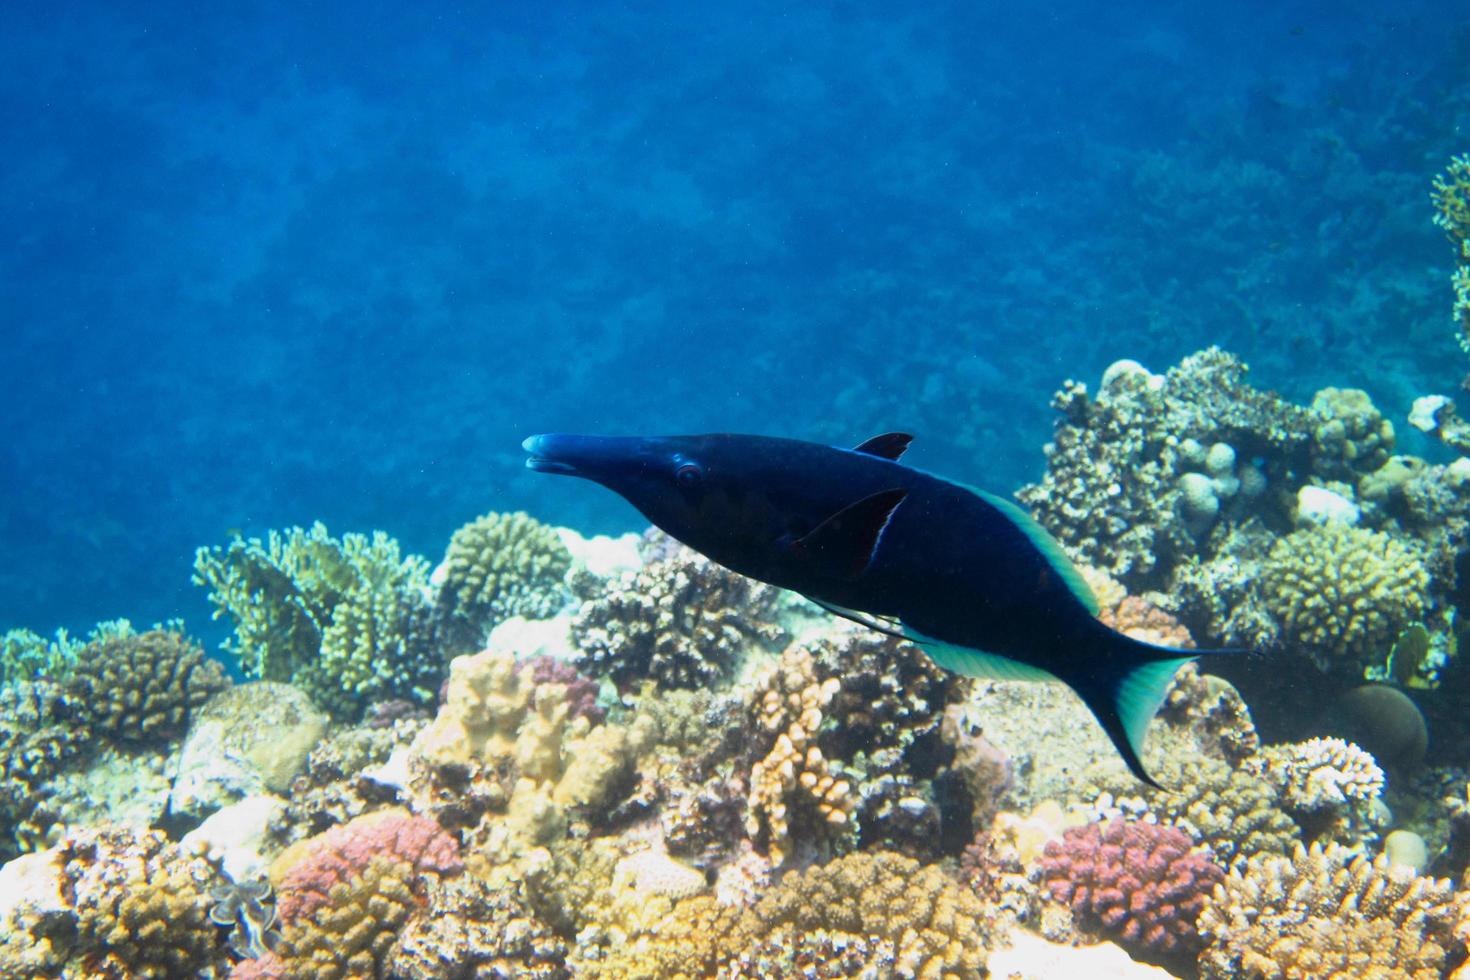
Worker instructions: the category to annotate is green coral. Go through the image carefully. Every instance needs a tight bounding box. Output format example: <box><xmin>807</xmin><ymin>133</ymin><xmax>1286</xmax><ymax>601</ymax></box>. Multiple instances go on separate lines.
<box><xmin>194</xmin><ymin>522</ymin><xmax>438</xmax><ymax>718</ymax></box>
<box><xmin>66</xmin><ymin>628</ymin><xmax>229</xmax><ymax>744</ymax></box>
<box><xmin>1</xmin><ymin>629</ymin><xmax>72</xmax><ymax>687</ymax></box>
<box><xmin>1260</xmin><ymin>524</ymin><xmax>1429</xmax><ymax>677</ymax></box>
<box><xmin>434</xmin><ymin>511</ymin><xmax>572</xmax><ymax>651</ymax></box>
<box><xmin>1432</xmin><ymin>153</ymin><xmax>1470</xmax><ymax>354</ymax></box>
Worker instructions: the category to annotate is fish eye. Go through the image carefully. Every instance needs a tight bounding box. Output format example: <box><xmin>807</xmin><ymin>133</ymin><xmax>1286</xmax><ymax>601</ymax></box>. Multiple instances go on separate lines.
<box><xmin>675</xmin><ymin>461</ymin><xmax>703</xmax><ymax>489</ymax></box>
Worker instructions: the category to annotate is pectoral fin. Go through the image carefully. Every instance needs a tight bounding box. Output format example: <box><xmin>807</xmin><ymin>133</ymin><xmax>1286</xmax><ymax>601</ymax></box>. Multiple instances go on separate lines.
<box><xmin>788</xmin><ymin>488</ymin><xmax>907</xmax><ymax>578</ymax></box>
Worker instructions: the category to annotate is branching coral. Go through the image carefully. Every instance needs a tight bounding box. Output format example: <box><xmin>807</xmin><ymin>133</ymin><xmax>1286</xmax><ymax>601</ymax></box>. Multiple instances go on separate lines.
<box><xmin>54</xmin><ymin>825</ymin><xmax>227</xmax><ymax>978</ymax></box>
<box><xmin>1260</xmin><ymin>523</ymin><xmax>1428</xmax><ymax>677</ymax></box>
<box><xmin>1037</xmin><ymin>818</ymin><xmax>1224</xmax><ymax>957</ymax></box>
<box><xmin>745</xmin><ymin>644</ymin><xmax>854</xmax><ymax>865</ymax></box>
<box><xmin>65</xmin><ymin>627</ymin><xmax>229</xmax><ymax>744</ymax></box>
<box><xmin>1197</xmin><ymin>843</ymin><xmax>1462</xmax><ymax>979</ymax></box>
<box><xmin>194</xmin><ymin>522</ymin><xmax>439</xmax><ymax>718</ymax></box>
<box><xmin>572</xmin><ymin>551</ymin><xmax>787</xmax><ymax>689</ymax></box>
<box><xmin>432</xmin><ymin>511</ymin><xmax>572</xmax><ymax>652</ymax></box>
<box><xmin>0</xmin><ymin>681</ymin><xmax>87</xmax><ymax>859</ymax></box>
<box><xmin>0</xmin><ymin>627</ymin><xmax>77</xmax><ymax>687</ymax></box>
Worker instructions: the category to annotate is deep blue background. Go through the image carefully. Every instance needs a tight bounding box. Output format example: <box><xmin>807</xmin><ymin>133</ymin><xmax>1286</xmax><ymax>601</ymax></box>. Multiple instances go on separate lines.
<box><xmin>3</xmin><ymin>2</ymin><xmax>1468</xmax><ymax>649</ymax></box>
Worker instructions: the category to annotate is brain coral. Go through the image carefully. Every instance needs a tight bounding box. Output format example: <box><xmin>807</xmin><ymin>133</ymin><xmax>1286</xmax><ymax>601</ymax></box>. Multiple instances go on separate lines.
<box><xmin>1197</xmin><ymin>842</ymin><xmax>1462</xmax><ymax>979</ymax></box>
<box><xmin>66</xmin><ymin>627</ymin><xmax>229</xmax><ymax>744</ymax></box>
<box><xmin>1260</xmin><ymin>523</ymin><xmax>1428</xmax><ymax>677</ymax></box>
<box><xmin>194</xmin><ymin>522</ymin><xmax>439</xmax><ymax>718</ymax></box>
<box><xmin>56</xmin><ymin>824</ymin><xmax>226</xmax><ymax>978</ymax></box>
<box><xmin>433</xmin><ymin>511</ymin><xmax>572</xmax><ymax>651</ymax></box>
<box><xmin>1039</xmin><ymin>819</ymin><xmax>1224</xmax><ymax>956</ymax></box>
<box><xmin>572</xmin><ymin>551</ymin><xmax>787</xmax><ymax>689</ymax></box>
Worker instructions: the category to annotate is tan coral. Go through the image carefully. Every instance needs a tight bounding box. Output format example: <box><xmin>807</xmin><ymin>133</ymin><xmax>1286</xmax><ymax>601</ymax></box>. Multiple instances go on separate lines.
<box><xmin>744</xmin><ymin>645</ymin><xmax>854</xmax><ymax>865</ymax></box>
<box><xmin>1198</xmin><ymin>842</ymin><xmax>1461</xmax><ymax>979</ymax></box>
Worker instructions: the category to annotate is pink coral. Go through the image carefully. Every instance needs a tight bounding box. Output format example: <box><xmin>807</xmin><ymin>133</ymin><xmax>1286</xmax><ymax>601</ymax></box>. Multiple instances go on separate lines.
<box><xmin>1038</xmin><ymin>819</ymin><xmax>1222</xmax><ymax>955</ymax></box>
<box><xmin>275</xmin><ymin>812</ymin><xmax>461</xmax><ymax>925</ymax></box>
<box><xmin>1100</xmin><ymin>595</ymin><xmax>1195</xmax><ymax>648</ymax></box>
<box><xmin>524</xmin><ymin>654</ymin><xmax>605</xmax><ymax>725</ymax></box>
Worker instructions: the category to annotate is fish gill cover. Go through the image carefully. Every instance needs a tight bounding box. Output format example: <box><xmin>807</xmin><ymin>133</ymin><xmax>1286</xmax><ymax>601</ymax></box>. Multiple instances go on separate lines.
<box><xmin>2</xmin><ymin>1</ymin><xmax>1470</xmax><ymax>977</ymax></box>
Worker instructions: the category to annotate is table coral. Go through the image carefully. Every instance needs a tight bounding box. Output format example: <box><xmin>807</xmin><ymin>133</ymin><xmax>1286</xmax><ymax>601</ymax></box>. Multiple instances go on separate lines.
<box><xmin>1197</xmin><ymin>842</ymin><xmax>1462</xmax><ymax>979</ymax></box>
<box><xmin>1260</xmin><ymin>523</ymin><xmax>1428</xmax><ymax>677</ymax></box>
<box><xmin>54</xmin><ymin>824</ymin><xmax>227</xmax><ymax>978</ymax></box>
<box><xmin>571</xmin><ymin>551</ymin><xmax>788</xmax><ymax>689</ymax></box>
<box><xmin>432</xmin><ymin>510</ymin><xmax>572</xmax><ymax>653</ymax></box>
<box><xmin>66</xmin><ymin>627</ymin><xmax>229</xmax><ymax>745</ymax></box>
<box><xmin>194</xmin><ymin>522</ymin><xmax>439</xmax><ymax>719</ymax></box>
<box><xmin>1037</xmin><ymin>818</ymin><xmax>1224</xmax><ymax>957</ymax></box>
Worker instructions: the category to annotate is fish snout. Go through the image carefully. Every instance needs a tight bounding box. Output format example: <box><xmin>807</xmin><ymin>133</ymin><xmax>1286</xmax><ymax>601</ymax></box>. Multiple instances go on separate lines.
<box><xmin>522</xmin><ymin>434</ymin><xmax>582</xmax><ymax>475</ymax></box>
<box><xmin>523</xmin><ymin>433</ymin><xmax>645</xmax><ymax>479</ymax></box>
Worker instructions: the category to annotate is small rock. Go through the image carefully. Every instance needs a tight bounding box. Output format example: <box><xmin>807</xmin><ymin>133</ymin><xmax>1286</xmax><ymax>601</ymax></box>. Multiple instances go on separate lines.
<box><xmin>1295</xmin><ymin>485</ymin><xmax>1360</xmax><ymax>527</ymax></box>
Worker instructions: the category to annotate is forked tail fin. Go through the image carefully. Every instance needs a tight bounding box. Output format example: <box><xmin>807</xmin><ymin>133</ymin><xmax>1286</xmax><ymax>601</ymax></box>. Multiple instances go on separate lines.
<box><xmin>1067</xmin><ymin>630</ymin><xmax>1241</xmax><ymax>789</ymax></box>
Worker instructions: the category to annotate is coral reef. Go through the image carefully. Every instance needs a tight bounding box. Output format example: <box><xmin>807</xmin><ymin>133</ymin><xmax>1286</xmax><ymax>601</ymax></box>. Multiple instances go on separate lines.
<box><xmin>1259</xmin><ymin>523</ymin><xmax>1428</xmax><ymax>677</ymax></box>
<box><xmin>387</xmin><ymin>872</ymin><xmax>569</xmax><ymax>978</ymax></box>
<box><xmin>1432</xmin><ymin>152</ymin><xmax>1470</xmax><ymax>353</ymax></box>
<box><xmin>0</xmin><ymin>681</ymin><xmax>87</xmax><ymax>859</ymax></box>
<box><xmin>40</xmin><ymin>825</ymin><xmax>227</xmax><ymax>978</ymax></box>
<box><xmin>571</xmin><ymin>550</ymin><xmax>788</xmax><ymax>689</ymax></box>
<box><xmin>65</xmin><ymin>627</ymin><xmax>229</xmax><ymax>745</ymax></box>
<box><xmin>744</xmin><ymin>643</ymin><xmax>855</xmax><ymax>865</ymax></box>
<box><xmin>1017</xmin><ymin>348</ymin><xmax>1312</xmax><ymax>586</ymax></box>
<box><xmin>432</xmin><ymin>510</ymin><xmax>572</xmax><ymax>652</ymax></box>
<box><xmin>270</xmin><ymin>717</ymin><xmax>422</xmax><ymax>844</ymax></box>
<box><xmin>1038</xmin><ymin>818</ymin><xmax>1224</xmax><ymax>958</ymax></box>
<box><xmin>1197</xmin><ymin>842</ymin><xmax>1462</xmax><ymax>979</ymax></box>
<box><xmin>0</xmin><ymin>628</ymin><xmax>76</xmax><ymax>688</ymax></box>
<box><xmin>194</xmin><ymin>522</ymin><xmax>439</xmax><ymax>718</ymax></box>
<box><xmin>1248</xmin><ymin>737</ymin><xmax>1385</xmax><ymax>847</ymax></box>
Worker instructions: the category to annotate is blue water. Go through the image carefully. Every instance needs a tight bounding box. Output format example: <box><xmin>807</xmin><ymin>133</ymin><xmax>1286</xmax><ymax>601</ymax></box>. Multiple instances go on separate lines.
<box><xmin>2</xmin><ymin>1</ymin><xmax>1467</xmax><ymax>645</ymax></box>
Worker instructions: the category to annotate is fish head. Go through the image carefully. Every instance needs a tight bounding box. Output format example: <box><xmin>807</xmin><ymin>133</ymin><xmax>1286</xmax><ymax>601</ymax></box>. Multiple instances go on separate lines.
<box><xmin>522</xmin><ymin>433</ymin><xmax>794</xmax><ymax>573</ymax></box>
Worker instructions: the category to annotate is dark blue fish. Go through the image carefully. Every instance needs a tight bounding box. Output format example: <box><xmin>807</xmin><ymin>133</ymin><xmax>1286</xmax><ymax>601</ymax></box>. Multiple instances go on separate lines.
<box><xmin>524</xmin><ymin>431</ymin><xmax>1230</xmax><ymax>786</ymax></box>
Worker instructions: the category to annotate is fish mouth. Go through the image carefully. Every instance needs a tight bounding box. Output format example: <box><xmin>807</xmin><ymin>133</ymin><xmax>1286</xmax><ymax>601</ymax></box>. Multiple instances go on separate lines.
<box><xmin>522</xmin><ymin>435</ymin><xmax>582</xmax><ymax>475</ymax></box>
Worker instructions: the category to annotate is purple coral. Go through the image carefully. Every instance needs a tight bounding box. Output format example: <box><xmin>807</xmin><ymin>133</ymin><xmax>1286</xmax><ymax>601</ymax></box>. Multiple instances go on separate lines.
<box><xmin>1038</xmin><ymin>819</ymin><xmax>1223</xmax><ymax>955</ymax></box>
<box><xmin>275</xmin><ymin>813</ymin><xmax>462</xmax><ymax>924</ymax></box>
<box><xmin>524</xmin><ymin>654</ymin><xmax>605</xmax><ymax>725</ymax></box>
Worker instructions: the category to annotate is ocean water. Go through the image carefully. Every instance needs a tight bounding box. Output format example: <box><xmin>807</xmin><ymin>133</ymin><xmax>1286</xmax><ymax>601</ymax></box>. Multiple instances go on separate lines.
<box><xmin>4</xmin><ymin>0</ymin><xmax>1465</xmax><ymax>640</ymax></box>
<box><xmin>4</xmin><ymin>2</ymin><xmax>1470</xmax><ymax>977</ymax></box>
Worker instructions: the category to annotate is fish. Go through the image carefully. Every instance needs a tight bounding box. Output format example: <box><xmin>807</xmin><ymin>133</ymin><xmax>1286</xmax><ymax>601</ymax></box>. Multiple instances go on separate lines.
<box><xmin>523</xmin><ymin>431</ymin><xmax>1235</xmax><ymax>787</ymax></box>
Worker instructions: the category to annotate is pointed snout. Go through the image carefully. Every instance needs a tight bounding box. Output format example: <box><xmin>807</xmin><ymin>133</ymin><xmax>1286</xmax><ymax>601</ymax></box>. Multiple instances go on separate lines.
<box><xmin>522</xmin><ymin>433</ymin><xmax>645</xmax><ymax>479</ymax></box>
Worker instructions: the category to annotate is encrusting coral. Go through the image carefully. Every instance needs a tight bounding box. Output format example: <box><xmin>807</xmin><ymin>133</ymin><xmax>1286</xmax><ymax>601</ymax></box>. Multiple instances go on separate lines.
<box><xmin>194</xmin><ymin>522</ymin><xmax>439</xmax><ymax>718</ymax></box>
<box><xmin>1037</xmin><ymin>818</ymin><xmax>1225</xmax><ymax>958</ymax></box>
<box><xmin>432</xmin><ymin>510</ymin><xmax>572</xmax><ymax>653</ymax></box>
<box><xmin>571</xmin><ymin>550</ymin><xmax>788</xmax><ymax>689</ymax></box>
<box><xmin>1197</xmin><ymin>842</ymin><xmax>1463</xmax><ymax>979</ymax></box>
<box><xmin>65</xmin><ymin>626</ymin><xmax>229</xmax><ymax>744</ymax></box>
<box><xmin>1260</xmin><ymin>523</ymin><xmax>1428</xmax><ymax>677</ymax></box>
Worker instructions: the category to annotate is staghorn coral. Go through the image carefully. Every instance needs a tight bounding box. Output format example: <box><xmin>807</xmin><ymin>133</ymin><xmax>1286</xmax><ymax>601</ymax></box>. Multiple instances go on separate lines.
<box><xmin>1017</xmin><ymin>348</ymin><xmax>1312</xmax><ymax>588</ymax></box>
<box><xmin>745</xmin><ymin>644</ymin><xmax>855</xmax><ymax>865</ymax></box>
<box><xmin>1197</xmin><ymin>842</ymin><xmax>1462</xmax><ymax>979</ymax></box>
<box><xmin>1260</xmin><ymin>523</ymin><xmax>1428</xmax><ymax>677</ymax></box>
<box><xmin>55</xmin><ymin>824</ymin><xmax>227</xmax><ymax>978</ymax></box>
<box><xmin>433</xmin><ymin>511</ymin><xmax>572</xmax><ymax>652</ymax></box>
<box><xmin>65</xmin><ymin>627</ymin><xmax>229</xmax><ymax>744</ymax></box>
<box><xmin>194</xmin><ymin>522</ymin><xmax>439</xmax><ymax>718</ymax></box>
<box><xmin>572</xmin><ymin>551</ymin><xmax>787</xmax><ymax>689</ymax></box>
<box><xmin>1037</xmin><ymin>818</ymin><xmax>1224</xmax><ymax>957</ymax></box>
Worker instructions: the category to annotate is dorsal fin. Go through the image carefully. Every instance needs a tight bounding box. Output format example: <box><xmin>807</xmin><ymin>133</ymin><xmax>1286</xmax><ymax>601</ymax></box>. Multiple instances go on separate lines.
<box><xmin>970</xmin><ymin>486</ymin><xmax>1099</xmax><ymax>615</ymax></box>
<box><xmin>788</xmin><ymin>488</ymin><xmax>908</xmax><ymax>579</ymax></box>
<box><xmin>852</xmin><ymin>432</ymin><xmax>913</xmax><ymax>461</ymax></box>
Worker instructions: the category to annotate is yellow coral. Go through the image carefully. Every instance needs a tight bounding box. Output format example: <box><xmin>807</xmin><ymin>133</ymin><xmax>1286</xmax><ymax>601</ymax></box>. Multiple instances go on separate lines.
<box><xmin>1198</xmin><ymin>842</ymin><xmax>1461</xmax><ymax>979</ymax></box>
<box><xmin>1260</xmin><ymin>524</ymin><xmax>1428</xmax><ymax>676</ymax></box>
<box><xmin>274</xmin><ymin>855</ymin><xmax>417</xmax><ymax>979</ymax></box>
<box><xmin>745</xmin><ymin>645</ymin><xmax>854</xmax><ymax>864</ymax></box>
